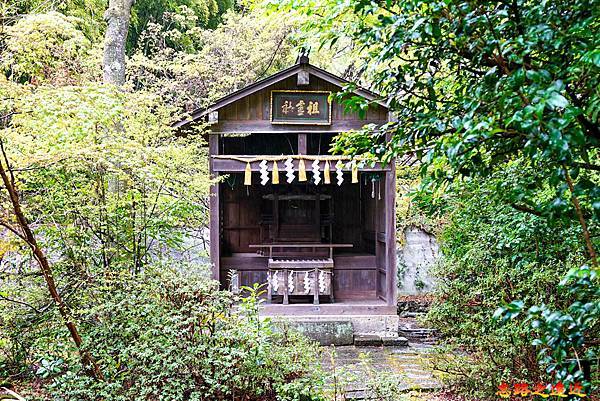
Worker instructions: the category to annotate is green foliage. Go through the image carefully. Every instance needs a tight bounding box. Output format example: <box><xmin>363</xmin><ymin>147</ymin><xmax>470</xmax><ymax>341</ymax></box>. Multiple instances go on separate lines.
<box><xmin>42</xmin><ymin>270</ymin><xmax>324</xmax><ymax>401</ymax></box>
<box><xmin>1</xmin><ymin>264</ymin><xmax>327</xmax><ymax>400</ymax></box>
<box><xmin>128</xmin><ymin>9</ymin><xmax>297</xmax><ymax>109</ymax></box>
<box><xmin>0</xmin><ymin>82</ymin><xmax>211</xmax><ymax>273</ymax></box>
<box><xmin>279</xmin><ymin>0</ymin><xmax>599</xmax><ymax>243</ymax></box>
<box><xmin>1</xmin><ymin>12</ymin><xmax>92</xmax><ymax>84</ymax></box>
<box><xmin>424</xmin><ymin>162</ymin><xmax>588</xmax><ymax>395</ymax></box>
<box><xmin>279</xmin><ymin>0</ymin><xmax>599</xmax><ymax>395</ymax></box>
<box><xmin>0</xmin><ymin>82</ymin><xmax>211</xmax><ymax>385</ymax></box>
<box><xmin>129</xmin><ymin>0</ymin><xmax>234</xmax><ymax>52</ymax></box>
<box><xmin>6</xmin><ymin>0</ymin><xmax>107</xmax><ymax>42</ymax></box>
<box><xmin>6</xmin><ymin>0</ymin><xmax>233</xmax><ymax>53</ymax></box>
<box><xmin>0</xmin><ymin>270</ymin><xmax>50</xmax><ymax>381</ymax></box>
<box><xmin>496</xmin><ymin>265</ymin><xmax>599</xmax><ymax>392</ymax></box>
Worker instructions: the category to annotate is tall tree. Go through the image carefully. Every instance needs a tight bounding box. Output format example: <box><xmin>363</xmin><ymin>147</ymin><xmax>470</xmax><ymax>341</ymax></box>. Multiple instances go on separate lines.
<box><xmin>279</xmin><ymin>0</ymin><xmax>599</xmax><ymax>391</ymax></box>
<box><xmin>281</xmin><ymin>0</ymin><xmax>599</xmax><ymax>266</ymax></box>
<box><xmin>103</xmin><ymin>0</ymin><xmax>134</xmax><ymax>85</ymax></box>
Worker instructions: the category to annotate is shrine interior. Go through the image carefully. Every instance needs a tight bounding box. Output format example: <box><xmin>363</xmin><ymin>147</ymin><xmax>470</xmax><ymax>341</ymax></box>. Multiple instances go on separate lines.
<box><xmin>218</xmin><ymin>132</ymin><xmax>390</xmax><ymax>302</ymax></box>
<box><xmin>219</xmin><ymin>132</ymin><xmax>337</xmax><ymax>155</ymax></box>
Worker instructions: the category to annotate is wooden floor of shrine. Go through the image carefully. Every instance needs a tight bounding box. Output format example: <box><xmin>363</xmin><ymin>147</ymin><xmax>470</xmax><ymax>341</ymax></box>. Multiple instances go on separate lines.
<box><xmin>260</xmin><ymin>299</ymin><xmax>396</xmax><ymax>316</ymax></box>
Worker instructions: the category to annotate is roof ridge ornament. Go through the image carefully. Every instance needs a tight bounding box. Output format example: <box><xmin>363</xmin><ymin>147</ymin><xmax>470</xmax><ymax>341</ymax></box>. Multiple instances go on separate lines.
<box><xmin>296</xmin><ymin>47</ymin><xmax>310</xmax><ymax>65</ymax></box>
<box><xmin>296</xmin><ymin>47</ymin><xmax>311</xmax><ymax>85</ymax></box>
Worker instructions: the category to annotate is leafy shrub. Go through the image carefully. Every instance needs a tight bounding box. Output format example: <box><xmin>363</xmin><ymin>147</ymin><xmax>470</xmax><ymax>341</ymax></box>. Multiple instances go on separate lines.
<box><xmin>423</xmin><ymin>167</ymin><xmax>589</xmax><ymax>397</ymax></box>
<box><xmin>42</xmin><ymin>269</ymin><xmax>325</xmax><ymax>401</ymax></box>
<box><xmin>496</xmin><ymin>264</ymin><xmax>599</xmax><ymax>393</ymax></box>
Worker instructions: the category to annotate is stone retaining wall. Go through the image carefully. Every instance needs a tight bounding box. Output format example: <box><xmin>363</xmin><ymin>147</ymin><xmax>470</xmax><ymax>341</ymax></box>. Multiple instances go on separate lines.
<box><xmin>397</xmin><ymin>227</ymin><xmax>439</xmax><ymax>295</ymax></box>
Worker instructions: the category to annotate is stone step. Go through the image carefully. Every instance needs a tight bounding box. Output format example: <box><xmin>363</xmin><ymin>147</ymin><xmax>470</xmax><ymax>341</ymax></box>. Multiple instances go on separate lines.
<box><xmin>401</xmin><ymin>329</ymin><xmax>438</xmax><ymax>336</ymax></box>
<box><xmin>353</xmin><ymin>334</ymin><xmax>409</xmax><ymax>346</ymax></box>
<box><xmin>399</xmin><ymin>311</ymin><xmax>427</xmax><ymax>318</ymax></box>
<box><xmin>400</xmin><ymin>328</ymin><xmax>439</xmax><ymax>344</ymax></box>
<box><xmin>401</xmin><ymin>328</ymin><xmax>438</xmax><ymax>332</ymax></box>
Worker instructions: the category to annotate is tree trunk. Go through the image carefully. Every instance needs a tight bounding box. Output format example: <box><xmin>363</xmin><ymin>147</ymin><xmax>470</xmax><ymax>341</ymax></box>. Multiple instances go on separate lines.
<box><xmin>0</xmin><ymin>140</ymin><xmax>104</xmax><ymax>380</ymax></box>
<box><xmin>563</xmin><ymin>165</ymin><xmax>597</xmax><ymax>268</ymax></box>
<box><xmin>103</xmin><ymin>0</ymin><xmax>134</xmax><ymax>85</ymax></box>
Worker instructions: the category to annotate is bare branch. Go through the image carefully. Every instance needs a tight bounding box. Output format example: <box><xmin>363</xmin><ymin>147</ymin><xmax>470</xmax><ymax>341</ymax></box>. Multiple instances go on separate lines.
<box><xmin>0</xmin><ymin>293</ymin><xmax>42</xmax><ymax>313</ymax></box>
<box><xmin>511</xmin><ymin>203</ymin><xmax>542</xmax><ymax>217</ymax></box>
<box><xmin>0</xmin><ymin>219</ymin><xmax>26</xmax><ymax>242</ymax></box>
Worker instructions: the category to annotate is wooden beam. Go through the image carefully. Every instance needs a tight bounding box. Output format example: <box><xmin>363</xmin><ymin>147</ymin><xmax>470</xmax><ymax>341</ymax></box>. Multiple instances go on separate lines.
<box><xmin>210</xmin><ymin>119</ymin><xmax>388</xmax><ymax>134</ymax></box>
<box><xmin>212</xmin><ymin>158</ymin><xmax>391</xmax><ymax>172</ymax></box>
<box><xmin>220</xmin><ymin>255</ymin><xmax>377</xmax><ymax>271</ymax></box>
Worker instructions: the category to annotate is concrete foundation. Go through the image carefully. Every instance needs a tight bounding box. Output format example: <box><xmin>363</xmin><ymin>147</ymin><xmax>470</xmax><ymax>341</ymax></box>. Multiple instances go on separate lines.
<box><xmin>267</xmin><ymin>314</ymin><xmax>404</xmax><ymax>346</ymax></box>
<box><xmin>350</xmin><ymin>314</ymin><xmax>400</xmax><ymax>335</ymax></box>
<box><xmin>276</xmin><ymin>320</ymin><xmax>354</xmax><ymax>345</ymax></box>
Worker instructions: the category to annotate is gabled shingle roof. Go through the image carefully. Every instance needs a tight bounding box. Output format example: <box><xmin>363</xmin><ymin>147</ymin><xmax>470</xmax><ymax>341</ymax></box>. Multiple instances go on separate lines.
<box><xmin>173</xmin><ymin>61</ymin><xmax>385</xmax><ymax>128</ymax></box>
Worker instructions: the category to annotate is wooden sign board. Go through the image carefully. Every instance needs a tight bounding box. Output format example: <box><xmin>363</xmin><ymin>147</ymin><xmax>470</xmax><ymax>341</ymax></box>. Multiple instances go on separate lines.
<box><xmin>270</xmin><ymin>90</ymin><xmax>331</xmax><ymax>125</ymax></box>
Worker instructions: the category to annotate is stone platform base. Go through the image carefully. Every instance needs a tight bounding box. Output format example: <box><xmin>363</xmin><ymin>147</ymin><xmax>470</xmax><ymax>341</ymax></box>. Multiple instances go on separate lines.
<box><xmin>266</xmin><ymin>314</ymin><xmax>405</xmax><ymax>346</ymax></box>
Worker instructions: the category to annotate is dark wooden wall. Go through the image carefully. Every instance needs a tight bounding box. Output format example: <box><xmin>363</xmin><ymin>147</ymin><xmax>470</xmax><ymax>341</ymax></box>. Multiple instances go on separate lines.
<box><xmin>221</xmin><ymin>179</ymin><xmax>262</xmax><ymax>254</ymax></box>
<box><xmin>221</xmin><ymin>175</ymin><xmax>373</xmax><ymax>255</ymax></box>
<box><xmin>219</xmin><ymin>173</ymin><xmax>388</xmax><ymax>301</ymax></box>
<box><xmin>331</xmin><ymin>182</ymin><xmax>362</xmax><ymax>249</ymax></box>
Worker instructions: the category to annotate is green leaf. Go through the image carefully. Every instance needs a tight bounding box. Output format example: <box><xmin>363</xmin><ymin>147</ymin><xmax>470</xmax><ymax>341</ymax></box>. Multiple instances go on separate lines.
<box><xmin>547</xmin><ymin>92</ymin><xmax>569</xmax><ymax>109</ymax></box>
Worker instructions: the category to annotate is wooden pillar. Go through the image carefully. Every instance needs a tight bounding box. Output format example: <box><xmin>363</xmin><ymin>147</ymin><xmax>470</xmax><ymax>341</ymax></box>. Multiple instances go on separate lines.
<box><xmin>384</xmin><ymin>120</ymin><xmax>397</xmax><ymax>306</ymax></box>
<box><xmin>283</xmin><ymin>269</ymin><xmax>289</xmax><ymax>305</ymax></box>
<box><xmin>385</xmin><ymin>166</ymin><xmax>397</xmax><ymax>306</ymax></box>
<box><xmin>313</xmin><ymin>266</ymin><xmax>320</xmax><ymax>305</ymax></box>
<box><xmin>209</xmin><ymin>134</ymin><xmax>220</xmax><ymax>284</ymax></box>
<box><xmin>375</xmin><ymin>171</ymin><xmax>383</xmax><ymax>301</ymax></box>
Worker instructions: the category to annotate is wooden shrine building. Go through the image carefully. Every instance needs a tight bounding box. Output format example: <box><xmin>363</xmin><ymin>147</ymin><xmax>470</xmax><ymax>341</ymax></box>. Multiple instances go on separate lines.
<box><xmin>176</xmin><ymin>55</ymin><xmax>398</xmax><ymax>320</ymax></box>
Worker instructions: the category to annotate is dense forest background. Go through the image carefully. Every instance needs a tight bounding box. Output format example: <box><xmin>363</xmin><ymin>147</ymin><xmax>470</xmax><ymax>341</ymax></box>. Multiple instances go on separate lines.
<box><xmin>0</xmin><ymin>0</ymin><xmax>598</xmax><ymax>400</ymax></box>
